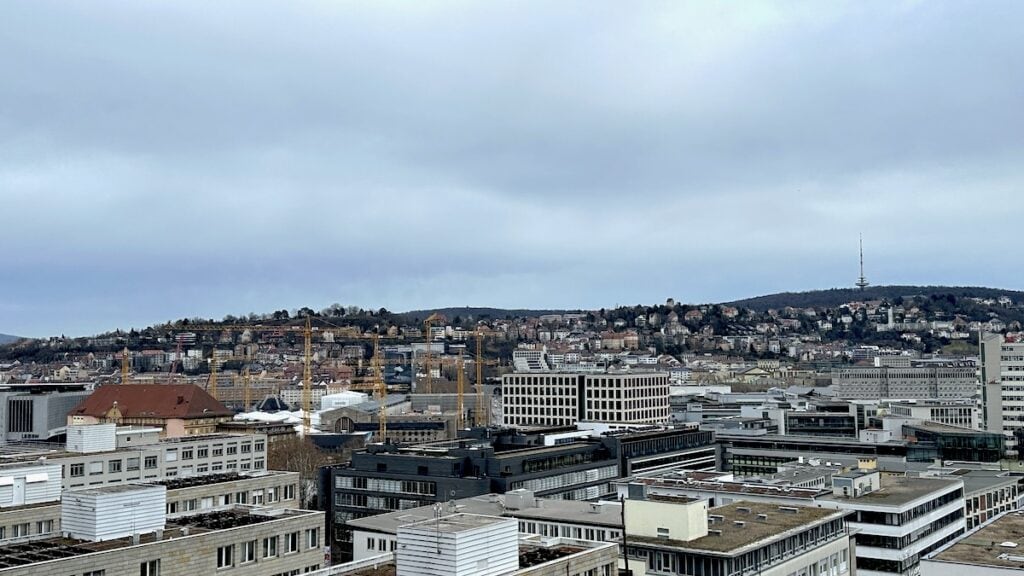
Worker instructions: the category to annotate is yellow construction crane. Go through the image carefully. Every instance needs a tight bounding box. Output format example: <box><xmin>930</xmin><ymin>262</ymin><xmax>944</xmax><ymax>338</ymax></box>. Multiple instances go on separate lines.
<box><xmin>302</xmin><ymin>317</ymin><xmax>312</xmax><ymax>435</ymax></box>
<box><xmin>171</xmin><ymin>321</ymin><xmax>316</xmax><ymax>434</ymax></box>
<box><xmin>475</xmin><ymin>330</ymin><xmax>486</xmax><ymax>426</ymax></box>
<box><xmin>421</xmin><ymin>314</ymin><xmax>445</xmax><ymax>394</ymax></box>
<box><xmin>371</xmin><ymin>333</ymin><xmax>387</xmax><ymax>440</ymax></box>
<box><xmin>121</xmin><ymin>347</ymin><xmax>130</xmax><ymax>384</ymax></box>
<box><xmin>457</xmin><ymin>350</ymin><xmax>466</xmax><ymax>428</ymax></box>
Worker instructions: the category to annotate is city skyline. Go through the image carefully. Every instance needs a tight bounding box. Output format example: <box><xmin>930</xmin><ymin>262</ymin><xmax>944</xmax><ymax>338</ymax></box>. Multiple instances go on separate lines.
<box><xmin>4</xmin><ymin>2</ymin><xmax>1023</xmax><ymax>337</ymax></box>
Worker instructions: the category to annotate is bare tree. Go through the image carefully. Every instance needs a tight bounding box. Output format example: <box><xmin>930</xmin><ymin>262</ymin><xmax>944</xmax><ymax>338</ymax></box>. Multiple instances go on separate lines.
<box><xmin>268</xmin><ymin>436</ymin><xmax>347</xmax><ymax>508</ymax></box>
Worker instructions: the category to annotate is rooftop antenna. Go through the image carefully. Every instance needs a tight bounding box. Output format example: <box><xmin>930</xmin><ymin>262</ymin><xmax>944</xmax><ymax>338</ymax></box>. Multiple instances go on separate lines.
<box><xmin>856</xmin><ymin>234</ymin><xmax>869</xmax><ymax>291</ymax></box>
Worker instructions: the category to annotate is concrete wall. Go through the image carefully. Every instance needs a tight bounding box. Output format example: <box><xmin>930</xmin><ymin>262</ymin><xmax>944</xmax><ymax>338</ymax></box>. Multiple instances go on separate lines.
<box><xmin>624</xmin><ymin>498</ymin><xmax>708</xmax><ymax>542</ymax></box>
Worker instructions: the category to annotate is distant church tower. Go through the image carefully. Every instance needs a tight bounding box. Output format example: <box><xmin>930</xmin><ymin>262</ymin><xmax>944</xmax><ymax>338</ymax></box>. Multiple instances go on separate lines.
<box><xmin>856</xmin><ymin>234</ymin><xmax>869</xmax><ymax>291</ymax></box>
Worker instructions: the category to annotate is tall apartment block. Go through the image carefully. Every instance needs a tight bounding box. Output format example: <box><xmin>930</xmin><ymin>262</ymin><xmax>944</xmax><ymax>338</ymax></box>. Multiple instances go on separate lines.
<box><xmin>501</xmin><ymin>372</ymin><xmax>670</xmax><ymax>427</ymax></box>
<box><xmin>981</xmin><ymin>333</ymin><xmax>1024</xmax><ymax>455</ymax></box>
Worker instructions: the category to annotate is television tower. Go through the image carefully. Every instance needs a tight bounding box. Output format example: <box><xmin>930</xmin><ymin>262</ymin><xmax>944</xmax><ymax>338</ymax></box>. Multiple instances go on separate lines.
<box><xmin>856</xmin><ymin>234</ymin><xmax>869</xmax><ymax>291</ymax></box>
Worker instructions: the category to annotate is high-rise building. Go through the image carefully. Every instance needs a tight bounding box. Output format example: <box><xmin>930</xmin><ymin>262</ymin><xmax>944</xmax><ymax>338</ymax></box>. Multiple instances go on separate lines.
<box><xmin>982</xmin><ymin>334</ymin><xmax>1024</xmax><ymax>455</ymax></box>
<box><xmin>832</xmin><ymin>364</ymin><xmax>977</xmax><ymax>400</ymax></box>
<box><xmin>501</xmin><ymin>372</ymin><xmax>670</xmax><ymax>427</ymax></box>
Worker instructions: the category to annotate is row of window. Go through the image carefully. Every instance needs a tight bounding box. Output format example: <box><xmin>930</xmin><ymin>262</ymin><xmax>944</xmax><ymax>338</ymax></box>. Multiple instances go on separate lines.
<box><xmin>67</xmin><ymin>455</ymin><xmax>266</xmax><ymax>478</ymax></box>
<box><xmin>168</xmin><ymin>484</ymin><xmax>297</xmax><ymax>514</ymax></box>
<box><xmin>216</xmin><ymin>529</ymin><xmax>319</xmax><ymax>570</ymax></box>
<box><xmin>0</xmin><ymin>520</ymin><xmax>54</xmax><ymax>540</ymax></box>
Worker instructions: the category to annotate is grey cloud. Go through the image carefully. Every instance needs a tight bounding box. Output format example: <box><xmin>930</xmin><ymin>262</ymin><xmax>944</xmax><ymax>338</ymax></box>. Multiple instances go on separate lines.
<box><xmin>2</xmin><ymin>1</ymin><xmax>1023</xmax><ymax>336</ymax></box>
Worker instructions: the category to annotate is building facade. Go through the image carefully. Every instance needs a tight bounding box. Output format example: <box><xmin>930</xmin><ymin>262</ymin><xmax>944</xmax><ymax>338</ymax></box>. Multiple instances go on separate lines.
<box><xmin>502</xmin><ymin>372</ymin><xmax>670</xmax><ymax>427</ymax></box>
<box><xmin>832</xmin><ymin>365</ymin><xmax>978</xmax><ymax>400</ymax></box>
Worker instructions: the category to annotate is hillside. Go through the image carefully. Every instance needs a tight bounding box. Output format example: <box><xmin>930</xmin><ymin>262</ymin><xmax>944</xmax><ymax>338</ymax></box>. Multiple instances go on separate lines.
<box><xmin>726</xmin><ymin>285</ymin><xmax>1024</xmax><ymax>311</ymax></box>
<box><xmin>0</xmin><ymin>334</ymin><xmax>21</xmax><ymax>345</ymax></box>
<box><xmin>390</xmin><ymin>307</ymin><xmax>576</xmax><ymax>324</ymax></box>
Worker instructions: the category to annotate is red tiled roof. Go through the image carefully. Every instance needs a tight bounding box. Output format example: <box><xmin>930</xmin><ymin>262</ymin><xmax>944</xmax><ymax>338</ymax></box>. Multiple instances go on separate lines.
<box><xmin>68</xmin><ymin>384</ymin><xmax>233</xmax><ymax>419</ymax></box>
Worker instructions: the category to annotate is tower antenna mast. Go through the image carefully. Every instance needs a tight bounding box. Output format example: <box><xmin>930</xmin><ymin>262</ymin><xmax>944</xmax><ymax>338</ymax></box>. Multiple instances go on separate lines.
<box><xmin>856</xmin><ymin>234</ymin><xmax>870</xmax><ymax>291</ymax></box>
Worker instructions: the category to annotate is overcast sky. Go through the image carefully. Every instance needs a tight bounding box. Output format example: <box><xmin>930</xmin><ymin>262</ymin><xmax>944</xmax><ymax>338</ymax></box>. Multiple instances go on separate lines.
<box><xmin>3</xmin><ymin>1</ymin><xmax>1023</xmax><ymax>337</ymax></box>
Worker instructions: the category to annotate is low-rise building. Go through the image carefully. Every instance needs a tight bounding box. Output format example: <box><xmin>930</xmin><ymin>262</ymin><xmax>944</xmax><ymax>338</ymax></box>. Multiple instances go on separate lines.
<box><xmin>327</xmin><ymin>513</ymin><xmax>617</xmax><ymax>576</ymax></box>
<box><xmin>0</xmin><ymin>487</ymin><xmax>325</xmax><ymax>576</ymax></box>
<box><xmin>67</xmin><ymin>383</ymin><xmax>234</xmax><ymax>437</ymax></box>
<box><xmin>1</xmin><ymin>424</ymin><xmax>268</xmax><ymax>490</ymax></box>
<box><xmin>347</xmin><ymin>490</ymin><xmax>623</xmax><ymax>561</ymax></box>
<box><xmin>923</xmin><ymin>510</ymin><xmax>1024</xmax><ymax>575</ymax></box>
<box><xmin>621</xmin><ymin>497</ymin><xmax>854</xmax><ymax>576</ymax></box>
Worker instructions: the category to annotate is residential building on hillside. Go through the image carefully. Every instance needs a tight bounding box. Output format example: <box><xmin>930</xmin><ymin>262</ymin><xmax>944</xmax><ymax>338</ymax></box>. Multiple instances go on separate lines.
<box><xmin>501</xmin><ymin>372</ymin><xmax>670</xmax><ymax>427</ymax></box>
<box><xmin>67</xmin><ymin>384</ymin><xmax>234</xmax><ymax>437</ymax></box>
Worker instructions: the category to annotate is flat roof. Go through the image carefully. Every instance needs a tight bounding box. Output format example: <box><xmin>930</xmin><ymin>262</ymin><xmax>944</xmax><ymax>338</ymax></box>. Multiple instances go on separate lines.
<box><xmin>622</xmin><ymin>476</ymin><xmax>826</xmax><ymax>500</ymax></box>
<box><xmin>0</xmin><ymin>508</ymin><xmax>319</xmax><ymax>569</ymax></box>
<box><xmin>400</xmin><ymin>513</ymin><xmax>512</xmax><ymax>534</ymax></box>
<box><xmin>348</xmin><ymin>494</ymin><xmax>622</xmax><ymax>534</ymax></box>
<box><xmin>630</xmin><ymin>502</ymin><xmax>845</xmax><ymax>555</ymax></box>
<box><xmin>824</xmin><ymin>476</ymin><xmax>961</xmax><ymax>507</ymax></box>
<box><xmin>959</xmin><ymin>471</ymin><xmax>1021</xmax><ymax>495</ymax></box>
<box><xmin>932</xmin><ymin>511</ymin><xmax>1024</xmax><ymax>569</ymax></box>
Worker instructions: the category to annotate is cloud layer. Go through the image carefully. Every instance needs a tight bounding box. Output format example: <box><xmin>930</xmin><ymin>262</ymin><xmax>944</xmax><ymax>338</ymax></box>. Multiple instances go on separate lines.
<box><xmin>3</xmin><ymin>1</ymin><xmax>1022</xmax><ymax>336</ymax></box>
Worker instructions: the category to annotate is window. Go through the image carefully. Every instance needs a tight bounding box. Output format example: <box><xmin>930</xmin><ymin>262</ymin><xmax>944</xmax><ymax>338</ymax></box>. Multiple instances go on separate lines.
<box><xmin>109</xmin><ymin>459</ymin><xmax>123</xmax><ymax>473</ymax></box>
<box><xmin>252</xmin><ymin>490</ymin><xmax>264</xmax><ymax>505</ymax></box>
<box><xmin>242</xmin><ymin>540</ymin><xmax>256</xmax><ymax>564</ymax></box>
<box><xmin>84</xmin><ymin>571</ymin><xmax>106</xmax><ymax>576</ymax></box>
<box><xmin>220</xmin><ymin>494</ymin><xmax>232</xmax><ymax>506</ymax></box>
<box><xmin>13</xmin><ymin>523</ymin><xmax>29</xmax><ymax>537</ymax></box>
<box><xmin>201</xmin><ymin>497</ymin><xmax>214</xmax><ymax>509</ymax></box>
<box><xmin>306</xmin><ymin>528</ymin><xmax>319</xmax><ymax>549</ymax></box>
<box><xmin>217</xmin><ymin>545</ymin><xmax>234</xmax><ymax>569</ymax></box>
<box><xmin>182</xmin><ymin>449</ymin><xmax>194</xmax><ymax>460</ymax></box>
<box><xmin>227</xmin><ymin>445</ymin><xmax>238</xmax><ymax>455</ymax></box>
<box><xmin>241</xmin><ymin>442</ymin><xmax>252</xmax><ymax>453</ymax></box>
<box><xmin>236</xmin><ymin>491</ymin><xmax>248</xmax><ymax>504</ymax></box>
<box><xmin>127</xmin><ymin>457</ymin><xmax>140</xmax><ymax>471</ymax></box>
<box><xmin>267</xmin><ymin>487</ymin><xmax>278</xmax><ymax>503</ymax></box>
<box><xmin>198</xmin><ymin>447</ymin><xmax>209</xmax><ymax>458</ymax></box>
<box><xmin>140</xmin><ymin>560</ymin><xmax>160</xmax><ymax>576</ymax></box>
<box><xmin>263</xmin><ymin>536</ymin><xmax>278</xmax><ymax>558</ymax></box>
<box><xmin>213</xmin><ymin>446</ymin><xmax>224</xmax><ymax>457</ymax></box>
<box><xmin>165</xmin><ymin>448</ymin><xmax>178</xmax><ymax>462</ymax></box>
<box><xmin>286</xmin><ymin>531</ymin><xmax>299</xmax><ymax>554</ymax></box>
<box><xmin>70</xmin><ymin>463</ymin><xmax>85</xmax><ymax>477</ymax></box>
<box><xmin>167</xmin><ymin>502</ymin><xmax>178</xmax><ymax>514</ymax></box>
<box><xmin>255</xmin><ymin>440</ymin><xmax>265</xmax><ymax>452</ymax></box>
<box><xmin>36</xmin><ymin>520</ymin><xmax>53</xmax><ymax>534</ymax></box>
<box><xmin>144</xmin><ymin>456</ymin><xmax>158</xmax><ymax>469</ymax></box>
<box><xmin>367</xmin><ymin>537</ymin><xmax>375</xmax><ymax>551</ymax></box>
<box><xmin>254</xmin><ymin>459</ymin><xmax>264</xmax><ymax>470</ymax></box>
<box><xmin>284</xmin><ymin>484</ymin><xmax>296</xmax><ymax>500</ymax></box>
<box><xmin>183</xmin><ymin>499</ymin><xmax>197</xmax><ymax>512</ymax></box>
